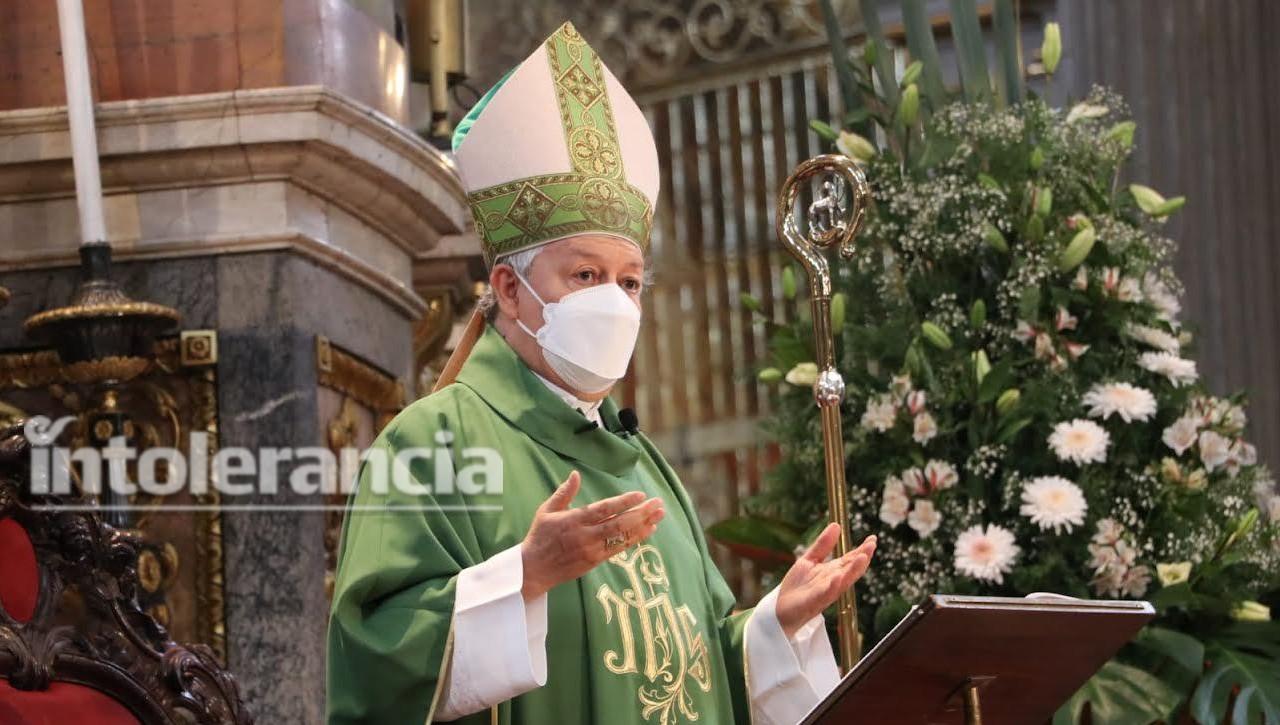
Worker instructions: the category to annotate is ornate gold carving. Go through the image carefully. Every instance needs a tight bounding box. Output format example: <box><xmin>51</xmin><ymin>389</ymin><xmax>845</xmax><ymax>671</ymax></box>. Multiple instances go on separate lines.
<box><xmin>180</xmin><ymin>330</ymin><xmax>218</xmax><ymax>367</ymax></box>
<box><xmin>138</xmin><ymin>549</ymin><xmax>164</xmax><ymax>593</ymax></box>
<box><xmin>64</xmin><ymin>356</ymin><xmax>152</xmax><ymax>385</ymax></box>
<box><xmin>596</xmin><ymin>544</ymin><xmax>713</xmax><ymax>724</ymax></box>
<box><xmin>316</xmin><ymin>336</ymin><xmax>405</xmax><ymax>422</ymax></box>
<box><xmin>470</xmin><ymin>0</ymin><xmax>862</xmax><ymax>96</ymax></box>
<box><xmin>23</xmin><ymin>300</ymin><xmax>180</xmax><ymax>333</ymax></box>
<box><xmin>0</xmin><ymin>333</ymin><xmax>228</xmax><ymax>663</ymax></box>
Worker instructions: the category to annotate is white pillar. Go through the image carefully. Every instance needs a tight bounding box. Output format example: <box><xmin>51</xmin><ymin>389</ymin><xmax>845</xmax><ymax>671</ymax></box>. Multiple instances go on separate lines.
<box><xmin>55</xmin><ymin>0</ymin><xmax>108</xmax><ymax>246</ymax></box>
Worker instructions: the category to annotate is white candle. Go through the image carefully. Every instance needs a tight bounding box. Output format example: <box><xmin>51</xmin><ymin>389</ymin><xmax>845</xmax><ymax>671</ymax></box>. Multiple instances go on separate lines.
<box><xmin>55</xmin><ymin>0</ymin><xmax>107</xmax><ymax>246</ymax></box>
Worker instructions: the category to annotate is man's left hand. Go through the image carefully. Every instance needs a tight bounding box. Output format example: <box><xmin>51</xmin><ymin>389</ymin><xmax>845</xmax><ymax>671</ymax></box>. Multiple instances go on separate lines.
<box><xmin>775</xmin><ymin>524</ymin><xmax>877</xmax><ymax>639</ymax></box>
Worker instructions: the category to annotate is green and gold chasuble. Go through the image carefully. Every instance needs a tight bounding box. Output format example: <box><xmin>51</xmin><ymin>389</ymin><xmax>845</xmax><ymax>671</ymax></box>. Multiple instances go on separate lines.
<box><xmin>327</xmin><ymin>326</ymin><xmax>752</xmax><ymax>724</ymax></box>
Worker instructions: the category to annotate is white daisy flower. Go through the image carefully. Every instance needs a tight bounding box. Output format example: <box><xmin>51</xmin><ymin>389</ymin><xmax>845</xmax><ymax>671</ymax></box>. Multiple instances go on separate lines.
<box><xmin>1048</xmin><ymin>419</ymin><xmax>1110</xmax><ymax>465</ymax></box>
<box><xmin>1198</xmin><ymin>430</ymin><xmax>1231</xmax><ymax>473</ymax></box>
<box><xmin>907</xmin><ymin>500</ymin><xmax>942</xmax><ymax>538</ymax></box>
<box><xmin>1019</xmin><ymin>476</ymin><xmax>1088</xmax><ymax>533</ymax></box>
<box><xmin>1124</xmin><ymin>323</ymin><xmax>1180</xmax><ymax>353</ymax></box>
<box><xmin>912</xmin><ymin>412</ymin><xmax>938</xmax><ymax>444</ymax></box>
<box><xmin>1083</xmin><ymin>382</ymin><xmax>1157</xmax><ymax>423</ymax></box>
<box><xmin>1162</xmin><ymin>415</ymin><xmax>1201</xmax><ymax>456</ymax></box>
<box><xmin>1138</xmin><ymin>352</ymin><xmax>1198</xmax><ymax>387</ymax></box>
<box><xmin>953</xmin><ymin>524</ymin><xmax>1020</xmax><ymax>584</ymax></box>
<box><xmin>860</xmin><ymin>395</ymin><xmax>898</xmax><ymax>432</ymax></box>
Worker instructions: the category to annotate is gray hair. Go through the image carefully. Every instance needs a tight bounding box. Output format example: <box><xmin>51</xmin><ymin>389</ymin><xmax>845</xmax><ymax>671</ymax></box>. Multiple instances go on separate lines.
<box><xmin>477</xmin><ymin>246</ymin><xmax>543</xmax><ymax>321</ymax></box>
<box><xmin>476</xmin><ymin>241</ymin><xmax>655</xmax><ymax>322</ymax></box>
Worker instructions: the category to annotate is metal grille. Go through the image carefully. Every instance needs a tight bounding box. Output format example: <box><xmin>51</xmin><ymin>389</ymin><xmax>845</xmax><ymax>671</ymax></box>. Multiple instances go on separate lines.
<box><xmin>613</xmin><ymin>59</ymin><xmax>846</xmax><ymax>597</ymax></box>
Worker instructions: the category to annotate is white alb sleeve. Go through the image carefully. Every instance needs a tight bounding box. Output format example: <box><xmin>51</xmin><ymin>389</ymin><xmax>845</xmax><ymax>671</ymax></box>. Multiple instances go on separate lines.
<box><xmin>435</xmin><ymin>544</ymin><xmax>549</xmax><ymax>721</ymax></box>
<box><xmin>744</xmin><ymin>586</ymin><xmax>841</xmax><ymax>725</ymax></box>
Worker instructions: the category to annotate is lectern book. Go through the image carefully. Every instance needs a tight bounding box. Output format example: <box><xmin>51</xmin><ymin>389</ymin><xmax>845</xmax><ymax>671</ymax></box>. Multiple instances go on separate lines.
<box><xmin>801</xmin><ymin>594</ymin><xmax>1156</xmax><ymax>725</ymax></box>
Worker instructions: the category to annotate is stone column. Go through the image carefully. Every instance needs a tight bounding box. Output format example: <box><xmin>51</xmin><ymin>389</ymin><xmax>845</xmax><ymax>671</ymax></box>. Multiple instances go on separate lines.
<box><xmin>0</xmin><ymin>86</ymin><xmax>473</xmax><ymax>722</ymax></box>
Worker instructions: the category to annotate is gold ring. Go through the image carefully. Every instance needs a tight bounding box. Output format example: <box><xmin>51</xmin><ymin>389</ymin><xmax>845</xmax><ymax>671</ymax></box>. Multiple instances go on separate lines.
<box><xmin>605</xmin><ymin>534</ymin><xmax>626</xmax><ymax>549</ymax></box>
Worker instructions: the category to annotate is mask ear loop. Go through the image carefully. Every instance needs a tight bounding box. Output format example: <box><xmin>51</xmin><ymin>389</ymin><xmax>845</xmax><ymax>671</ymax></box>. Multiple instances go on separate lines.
<box><xmin>513</xmin><ymin>271</ymin><xmax>548</xmax><ymax>341</ymax></box>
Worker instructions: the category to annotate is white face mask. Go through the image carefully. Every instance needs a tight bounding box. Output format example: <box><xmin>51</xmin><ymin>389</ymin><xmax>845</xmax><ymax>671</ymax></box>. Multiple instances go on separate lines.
<box><xmin>514</xmin><ymin>273</ymin><xmax>642</xmax><ymax>394</ymax></box>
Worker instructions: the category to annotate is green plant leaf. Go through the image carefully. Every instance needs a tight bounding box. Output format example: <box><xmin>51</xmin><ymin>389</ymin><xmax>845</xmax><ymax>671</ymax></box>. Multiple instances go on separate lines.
<box><xmin>947</xmin><ymin>0</ymin><xmax>992</xmax><ymax>102</ymax></box>
<box><xmin>995</xmin><ymin>416</ymin><xmax>1034</xmax><ymax>443</ymax></box>
<box><xmin>1192</xmin><ymin>642</ymin><xmax>1280</xmax><ymax>724</ymax></box>
<box><xmin>901</xmin><ymin>0</ymin><xmax>948</xmax><ymax>107</ymax></box>
<box><xmin>818</xmin><ymin>0</ymin><xmax>860</xmax><ymax>118</ymax></box>
<box><xmin>992</xmin><ymin>0</ymin><xmax>1023</xmax><ymax>104</ymax></box>
<box><xmin>706</xmin><ymin>516</ymin><xmax>800</xmax><ymax>568</ymax></box>
<box><xmin>1132</xmin><ymin>626</ymin><xmax>1205</xmax><ymax>675</ymax></box>
<box><xmin>858</xmin><ymin>0</ymin><xmax>900</xmax><ymax>106</ymax></box>
<box><xmin>809</xmin><ymin>119</ymin><xmax>839</xmax><ymax>142</ymax></box>
<box><xmin>1053</xmin><ymin>660</ymin><xmax>1182</xmax><ymax>725</ymax></box>
<box><xmin>977</xmin><ymin>360</ymin><xmax>1014</xmax><ymax>403</ymax></box>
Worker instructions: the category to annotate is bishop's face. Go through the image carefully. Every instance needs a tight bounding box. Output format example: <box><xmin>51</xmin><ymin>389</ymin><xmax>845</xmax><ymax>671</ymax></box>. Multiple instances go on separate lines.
<box><xmin>491</xmin><ymin>234</ymin><xmax>646</xmax><ymax>401</ymax></box>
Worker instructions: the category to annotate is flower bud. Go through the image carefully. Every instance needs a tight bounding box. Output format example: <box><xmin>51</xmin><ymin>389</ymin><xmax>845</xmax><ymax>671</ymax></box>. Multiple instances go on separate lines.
<box><xmin>1057</xmin><ymin>227</ymin><xmax>1097</xmax><ymax>271</ymax></box>
<box><xmin>970</xmin><ymin>299</ymin><xmax>987</xmax><ymax>329</ymax></box>
<box><xmin>836</xmin><ymin>130</ymin><xmax>877</xmax><ymax>162</ymax></box>
<box><xmin>784</xmin><ymin>362</ymin><xmax>818</xmax><ymax>387</ymax></box>
<box><xmin>1067</xmin><ymin>212</ymin><xmax>1093</xmax><ymax>230</ymax></box>
<box><xmin>808</xmin><ymin>119</ymin><xmax>838</xmax><ymax>142</ymax></box>
<box><xmin>1035</xmin><ymin>186</ymin><xmax>1053</xmax><ymax>217</ymax></box>
<box><xmin>996</xmin><ymin>388</ymin><xmax>1021</xmax><ymax>415</ymax></box>
<box><xmin>830</xmin><ymin>292</ymin><xmax>848</xmax><ymax>330</ymax></box>
<box><xmin>1130</xmin><ymin>184</ymin><xmax>1185</xmax><ymax>217</ymax></box>
<box><xmin>901</xmin><ymin>60</ymin><xmax>923</xmax><ymax>87</ymax></box>
<box><xmin>1042</xmin><ymin>23</ymin><xmax>1062</xmax><ymax>75</ymax></box>
<box><xmin>1231</xmin><ymin>600</ymin><xmax>1271</xmax><ymax>622</ymax></box>
<box><xmin>921</xmin><ymin>322</ymin><xmax>953</xmax><ymax>350</ymax></box>
<box><xmin>973</xmin><ymin>350</ymin><xmax>992</xmax><ymax>383</ymax></box>
<box><xmin>757</xmin><ymin>367</ymin><xmax>783</xmax><ymax>383</ymax></box>
<box><xmin>983</xmin><ymin>222</ymin><xmax>1009</xmax><ymax>253</ymax></box>
<box><xmin>863</xmin><ymin>41</ymin><xmax>878</xmax><ymax>68</ymax></box>
<box><xmin>1030</xmin><ymin>146</ymin><xmax>1045</xmax><ymax>170</ymax></box>
<box><xmin>899</xmin><ymin>83</ymin><xmax>920</xmax><ymax>126</ymax></box>
<box><xmin>1105</xmin><ymin>120</ymin><xmax>1136</xmax><ymax>149</ymax></box>
<box><xmin>1066</xmin><ymin>102</ymin><xmax>1108</xmax><ymax>124</ymax></box>
<box><xmin>1129</xmin><ymin>184</ymin><xmax>1165</xmax><ymax>213</ymax></box>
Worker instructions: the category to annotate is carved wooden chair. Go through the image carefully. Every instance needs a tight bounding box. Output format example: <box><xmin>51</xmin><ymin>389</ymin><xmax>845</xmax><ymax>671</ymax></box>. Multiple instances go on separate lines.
<box><xmin>0</xmin><ymin>422</ymin><xmax>253</xmax><ymax>724</ymax></box>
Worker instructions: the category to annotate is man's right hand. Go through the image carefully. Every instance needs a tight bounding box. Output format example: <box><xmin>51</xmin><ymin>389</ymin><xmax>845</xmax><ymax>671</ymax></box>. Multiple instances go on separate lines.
<box><xmin>520</xmin><ymin>471</ymin><xmax>665</xmax><ymax>601</ymax></box>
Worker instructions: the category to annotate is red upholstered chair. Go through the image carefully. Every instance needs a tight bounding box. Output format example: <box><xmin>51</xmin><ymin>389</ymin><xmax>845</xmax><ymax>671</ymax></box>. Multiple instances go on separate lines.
<box><xmin>0</xmin><ymin>423</ymin><xmax>253</xmax><ymax>724</ymax></box>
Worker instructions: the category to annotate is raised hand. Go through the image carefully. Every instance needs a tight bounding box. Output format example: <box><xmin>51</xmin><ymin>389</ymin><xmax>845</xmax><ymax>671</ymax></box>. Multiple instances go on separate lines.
<box><xmin>775</xmin><ymin>523</ymin><xmax>877</xmax><ymax>638</ymax></box>
<box><xmin>520</xmin><ymin>471</ymin><xmax>666</xmax><ymax>601</ymax></box>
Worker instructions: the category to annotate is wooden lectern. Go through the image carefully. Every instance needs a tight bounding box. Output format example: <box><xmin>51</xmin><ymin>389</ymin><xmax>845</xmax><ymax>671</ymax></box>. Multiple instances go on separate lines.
<box><xmin>801</xmin><ymin>595</ymin><xmax>1155</xmax><ymax>725</ymax></box>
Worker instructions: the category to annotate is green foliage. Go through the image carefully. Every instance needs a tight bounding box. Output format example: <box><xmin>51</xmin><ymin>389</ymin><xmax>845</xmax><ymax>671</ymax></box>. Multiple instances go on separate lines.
<box><xmin>723</xmin><ymin>5</ymin><xmax>1280</xmax><ymax>723</ymax></box>
<box><xmin>1053</xmin><ymin>661</ymin><xmax>1182</xmax><ymax>725</ymax></box>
